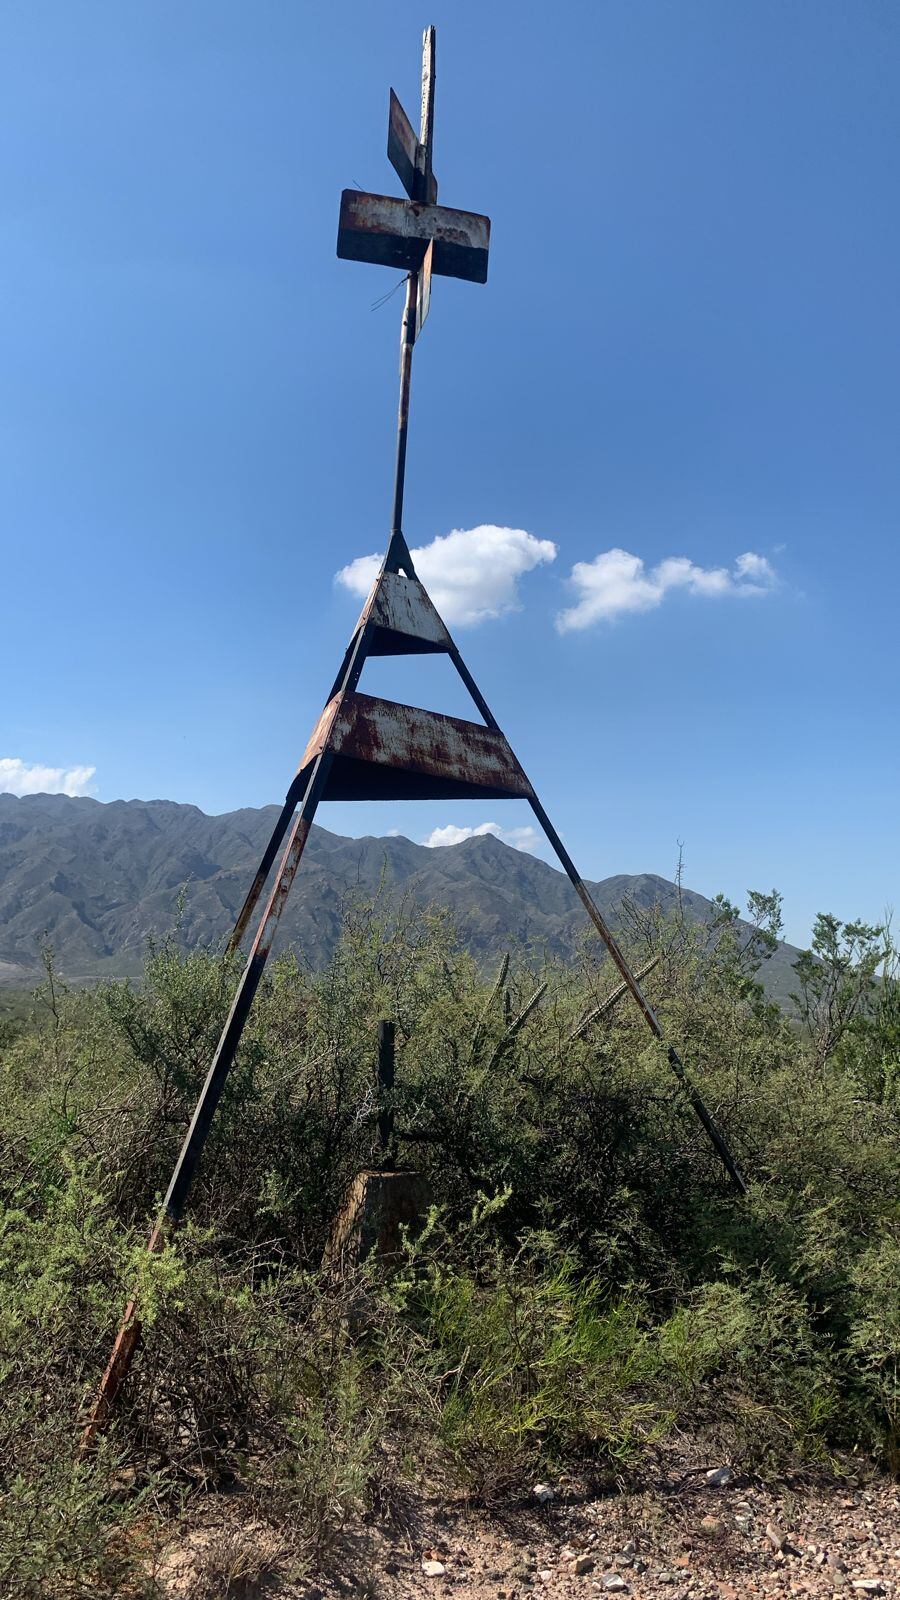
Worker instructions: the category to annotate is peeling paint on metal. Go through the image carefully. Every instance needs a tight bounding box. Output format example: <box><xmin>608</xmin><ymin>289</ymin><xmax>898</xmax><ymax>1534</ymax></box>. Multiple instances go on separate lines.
<box><xmin>337</xmin><ymin>190</ymin><xmax>490</xmax><ymax>282</ymax></box>
<box><xmin>297</xmin><ymin>697</ymin><xmax>342</xmax><ymax>775</ymax></box>
<box><xmin>370</xmin><ymin>571</ymin><xmax>450</xmax><ymax>646</ymax></box>
<box><xmin>300</xmin><ymin>691</ymin><xmax>533</xmax><ymax>798</ymax></box>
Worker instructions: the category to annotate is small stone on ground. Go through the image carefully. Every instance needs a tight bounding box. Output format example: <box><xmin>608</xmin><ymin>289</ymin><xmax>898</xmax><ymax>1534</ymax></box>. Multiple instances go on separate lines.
<box><xmin>152</xmin><ymin>1451</ymin><xmax>900</xmax><ymax>1600</ymax></box>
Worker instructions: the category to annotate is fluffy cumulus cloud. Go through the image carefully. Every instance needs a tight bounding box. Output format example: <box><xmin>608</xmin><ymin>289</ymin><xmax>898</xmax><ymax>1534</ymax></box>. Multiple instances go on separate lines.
<box><xmin>336</xmin><ymin>525</ymin><xmax>557</xmax><ymax>628</ymax></box>
<box><xmin>0</xmin><ymin>757</ymin><xmax>97</xmax><ymax>797</ymax></box>
<box><xmin>556</xmin><ymin>548</ymin><xmax>777</xmax><ymax>632</ymax></box>
<box><xmin>423</xmin><ymin>821</ymin><xmax>541</xmax><ymax>854</ymax></box>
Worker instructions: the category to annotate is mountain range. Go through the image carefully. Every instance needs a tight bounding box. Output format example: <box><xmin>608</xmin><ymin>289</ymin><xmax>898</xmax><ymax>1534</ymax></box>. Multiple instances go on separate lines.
<box><xmin>0</xmin><ymin>793</ymin><xmax>801</xmax><ymax>1001</ymax></box>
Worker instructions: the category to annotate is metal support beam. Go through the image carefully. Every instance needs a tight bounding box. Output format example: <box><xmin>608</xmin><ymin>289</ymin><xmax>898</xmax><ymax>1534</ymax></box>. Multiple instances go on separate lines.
<box><xmin>227</xmin><ymin>770</ymin><xmax>309</xmax><ymax>954</ymax></box>
<box><xmin>81</xmin><ymin>750</ymin><xmax>333</xmax><ymax>1448</ymax></box>
<box><xmin>390</xmin><ymin>268</ymin><xmax>418</xmax><ymax>542</ymax></box>
<box><xmin>377</xmin><ymin>1019</ymin><xmax>395</xmax><ymax>1164</ymax></box>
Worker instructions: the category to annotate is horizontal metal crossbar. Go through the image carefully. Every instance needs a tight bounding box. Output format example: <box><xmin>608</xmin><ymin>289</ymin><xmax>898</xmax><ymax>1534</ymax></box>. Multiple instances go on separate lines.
<box><xmin>297</xmin><ymin>690</ymin><xmax>534</xmax><ymax>802</ymax></box>
<box><xmin>337</xmin><ymin>190</ymin><xmax>490</xmax><ymax>282</ymax></box>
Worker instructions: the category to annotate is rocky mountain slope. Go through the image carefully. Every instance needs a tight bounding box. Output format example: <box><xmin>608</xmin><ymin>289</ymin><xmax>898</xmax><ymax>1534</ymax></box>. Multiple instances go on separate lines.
<box><xmin>0</xmin><ymin>793</ymin><xmax>801</xmax><ymax>1000</ymax></box>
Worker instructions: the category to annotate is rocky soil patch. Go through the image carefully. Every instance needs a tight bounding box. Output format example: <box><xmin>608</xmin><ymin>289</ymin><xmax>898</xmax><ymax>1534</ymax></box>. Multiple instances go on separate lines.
<box><xmin>152</xmin><ymin>1459</ymin><xmax>899</xmax><ymax>1599</ymax></box>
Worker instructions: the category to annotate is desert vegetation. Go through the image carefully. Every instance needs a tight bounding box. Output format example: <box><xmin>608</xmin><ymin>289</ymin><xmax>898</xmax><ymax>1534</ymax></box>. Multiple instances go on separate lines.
<box><xmin>1</xmin><ymin>890</ymin><xmax>897</xmax><ymax>1596</ymax></box>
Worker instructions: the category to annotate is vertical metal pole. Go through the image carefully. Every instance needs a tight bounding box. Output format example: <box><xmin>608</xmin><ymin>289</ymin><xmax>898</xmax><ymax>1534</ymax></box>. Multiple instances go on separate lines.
<box><xmin>419</xmin><ymin>26</ymin><xmax>436</xmax><ymax>191</ymax></box>
<box><xmin>389</xmin><ymin>271</ymin><xmax>418</xmax><ymax>544</ymax></box>
<box><xmin>377</xmin><ymin>1019</ymin><xmax>395</xmax><ymax>1165</ymax></box>
<box><xmin>386</xmin><ymin>27</ymin><xmax>436</xmax><ymax>561</ymax></box>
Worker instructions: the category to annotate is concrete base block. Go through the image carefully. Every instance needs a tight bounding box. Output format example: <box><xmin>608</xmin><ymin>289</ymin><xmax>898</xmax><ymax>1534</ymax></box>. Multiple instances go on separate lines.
<box><xmin>325</xmin><ymin>1168</ymin><xmax>430</xmax><ymax>1273</ymax></box>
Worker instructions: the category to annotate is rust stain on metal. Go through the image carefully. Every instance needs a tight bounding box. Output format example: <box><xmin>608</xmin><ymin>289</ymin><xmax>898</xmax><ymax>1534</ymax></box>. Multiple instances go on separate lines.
<box><xmin>415</xmin><ymin>238</ymin><xmax>433</xmax><ymax>340</ymax></box>
<box><xmin>351</xmin><ymin>568</ymin><xmax>450</xmax><ymax>655</ymax></box>
<box><xmin>261</xmin><ymin>814</ymin><xmax>313</xmax><ymax>946</ymax></box>
<box><xmin>300</xmin><ymin>691</ymin><xmax>533</xmax><ymax>799</ymax></box>
<box><xmin>297</xmin><ymin>696</ymin><xmax>342</xmax><ymax>775</ymax></box>
<box><xmin>337</xmin><ymin>191</ymin><xmax>490</xmax><ymax>282</ymax></box>
<box><xmin>368</xmin><ymin>570</ymin><xmax>450</xmax><ymax>648</ymax></box>
<box><xmin>80</xmin><ymin>1219</ymin><xmax>166</xmax><ymax>1452</ymax></box>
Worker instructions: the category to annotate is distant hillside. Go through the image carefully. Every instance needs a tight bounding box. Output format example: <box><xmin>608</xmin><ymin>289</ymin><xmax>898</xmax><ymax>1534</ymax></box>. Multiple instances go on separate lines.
<box><xmin>0</xmin><ymin>793</ymin><xmax>802</xmax><ymax>1002</ymax></box>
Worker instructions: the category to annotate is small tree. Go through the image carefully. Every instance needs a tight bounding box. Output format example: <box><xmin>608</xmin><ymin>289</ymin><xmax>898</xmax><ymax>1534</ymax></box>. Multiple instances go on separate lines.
<box><xmin>792</xmin><ymin>913</ymin><xmax>887</xmax><ymax>1070</ymax></box>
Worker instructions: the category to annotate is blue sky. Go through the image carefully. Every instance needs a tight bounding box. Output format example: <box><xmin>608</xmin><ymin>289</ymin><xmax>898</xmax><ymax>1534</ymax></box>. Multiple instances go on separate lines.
<box><xmin>2</xmin><ymin>1</ymin><xmax>898</xmax><ymax>947</ymax></box>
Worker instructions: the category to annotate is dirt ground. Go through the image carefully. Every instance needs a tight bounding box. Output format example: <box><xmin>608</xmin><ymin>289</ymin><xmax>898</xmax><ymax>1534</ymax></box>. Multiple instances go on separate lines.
<box><xmin>152</xmin><ymin>1453</ymin><xmax>899</xmax><ymax>1600</ymax></box>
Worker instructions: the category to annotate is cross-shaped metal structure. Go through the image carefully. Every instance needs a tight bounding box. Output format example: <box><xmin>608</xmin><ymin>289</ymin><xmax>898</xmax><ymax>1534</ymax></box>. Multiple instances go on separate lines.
<box><xmin>83</xmin><ymin>26</ymin><xmax>745</xmax><ymax>1448</ymax></box>
<box><xmin>337</xmin><ymin>27</ymin><xmax>489</xmax><ymax>576</ymax></box>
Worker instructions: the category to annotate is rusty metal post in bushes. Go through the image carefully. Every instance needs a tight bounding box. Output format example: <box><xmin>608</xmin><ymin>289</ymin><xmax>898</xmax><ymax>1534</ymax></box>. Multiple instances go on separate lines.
<box><xmin>377</xmin><ymin>1020</ymin><xmax>396</xmax><ymax>1166</ymax></box>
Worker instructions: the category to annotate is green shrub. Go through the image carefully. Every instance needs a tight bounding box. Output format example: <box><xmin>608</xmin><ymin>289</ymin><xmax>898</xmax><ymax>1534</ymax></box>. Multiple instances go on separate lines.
<box><xmin>1</xmin><ymin>891</ymin><xmax>898</xmax><ymax>1592</ymax></box>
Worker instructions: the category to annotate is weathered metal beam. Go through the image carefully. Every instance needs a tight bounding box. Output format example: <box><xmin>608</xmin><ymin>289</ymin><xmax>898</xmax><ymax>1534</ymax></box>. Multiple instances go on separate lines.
<box><xmin>390</xmin><ymin>269</ymin><xmax>418</xmax><ymax>540</ymax></box>
<box><xmin>226</xmin><ymin>770</ymin><xmax>309</xmax><ymax>954</ymax></box>
<box><xmin>298</xmin><ymin>691</ymin><xmax>534</xmax><ymax>802</ymax></box>
<box><xmin>82</xmin><ymin>746</ymin><xmax>334</xmax><ymax>1450</ymax></box>
<box><xmin>377</xmin><ymin>1018</ymin><xmax>395</xmax><ymax>1161</ymax></box>
<box><xmin>419</xmin><ymin>26</ymin><xmax>436</xmax><ymax>192</ymax></box>
<box><xmin>337</xmin><ymin>191</ymin><xmax>490</xmax><ymax>283</ymax></box>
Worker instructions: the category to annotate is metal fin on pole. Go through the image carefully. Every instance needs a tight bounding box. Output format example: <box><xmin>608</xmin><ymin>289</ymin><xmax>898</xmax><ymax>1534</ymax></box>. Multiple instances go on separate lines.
<box><xmin>355</xmin><ymin>569</ymin><xmax>451</xmax><ymax>655</ymax></box>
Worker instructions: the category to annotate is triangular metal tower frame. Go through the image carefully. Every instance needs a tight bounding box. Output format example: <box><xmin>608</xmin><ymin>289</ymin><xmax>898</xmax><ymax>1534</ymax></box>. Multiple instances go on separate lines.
<box><xmin>84</xmin><ymin>25</ymin><xmax>744</xmax><ymax>1446</ymax></box>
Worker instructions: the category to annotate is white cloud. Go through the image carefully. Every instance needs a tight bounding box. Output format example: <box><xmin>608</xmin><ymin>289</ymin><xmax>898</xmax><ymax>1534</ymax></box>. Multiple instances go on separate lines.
<box><xmin>336</xmin><ymin>525</ymin><xmax>557</xmax><ymax>628</ymax></box>
<box><xmin>734</xmin><ymin>551</ymin><xmax>778</xmax><ymax>590</ymax></box>
<box><xmin>556</xmin><ymin>548</ymin><xmax>778</xmax><ymax>632</ymax></box>
<box><xmin>0</xmin><ymin>757</ymin><xmax>97</xmax><ymax>797</ymax></box>
<box><xmin>423</xmin><ymin>821</ymin><xmax>541</xmax><ymax>854</ymax></box>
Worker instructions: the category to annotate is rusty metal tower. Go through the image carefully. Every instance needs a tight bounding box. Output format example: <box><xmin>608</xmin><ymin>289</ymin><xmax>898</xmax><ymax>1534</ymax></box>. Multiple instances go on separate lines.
<box><xmin>83</xmin><ymin>26</ymin><xmax>744</xmax><ymax>1446</ymax></box>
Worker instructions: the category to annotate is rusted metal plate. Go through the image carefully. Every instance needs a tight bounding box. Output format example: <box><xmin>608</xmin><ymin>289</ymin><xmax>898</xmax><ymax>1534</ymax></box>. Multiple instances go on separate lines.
<box><xmin>355</xmin><ymin>569</ymin><xmax>451</xmax><ymax>655</ymax></box>
<box><xmin>388</xmin><ymin>89</ymin><xmax>420</xmax><ymax>196</ymax></box>
<box><xmin>371</xmin><ymin>568</ymin><xmax>447</xmax><ymax>645</ymax></box>
<box><xmin>415</xmin><ymin>239</ymin><xmax>433</xmax><ymax>339</ymax></box>
<box><xmin>298</xmin><ymin>691</ymin><xmax>532</xmax><ymax>801</ymax></box>
<box><xmin>388</xmin><ymin>89</ymin><xmax>438</xmax><ymax>204</ymax></box>
<box><xmin>297</xmin><ymin>697</ymin><xmax>342</xmax><ymax>774</ymax></box>
<box><xmin>337</xmin><ymin>190</ymin><xmax>490</xmax><ymax>283</ymax></box>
